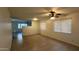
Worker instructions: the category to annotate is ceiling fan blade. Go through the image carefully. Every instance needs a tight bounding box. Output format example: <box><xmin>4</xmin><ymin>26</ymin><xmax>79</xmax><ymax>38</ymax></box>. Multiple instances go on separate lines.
<box><xmin>43</xmin><ymin>7</ymin><xmax>53</xmax><ymax>12</ymax></box>
<box><xmin>37</xmin><ymin>13</ymin><xmax>50</xmax><ymax>17</ymax></box>
<box><xmin>34</xmin><ymin>7</ymin><xmax>68</xmax><ymax>18</ymax></box>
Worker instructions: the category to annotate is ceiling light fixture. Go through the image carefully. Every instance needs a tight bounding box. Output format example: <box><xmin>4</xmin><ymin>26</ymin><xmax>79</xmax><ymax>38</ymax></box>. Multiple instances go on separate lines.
<box><xmin>50</xmin><ymin>11</ymin><xmax>55</xmax><ymax>20</ymax></box>
<box><xmin>50</xmin><ymin>17</ymin><xmax>55</xmax><ymax>20</ymax></box>
<box><xmin>33</xmin><ymin>18</ymin><xmax>38</xmax><ymax>21</ymax></box>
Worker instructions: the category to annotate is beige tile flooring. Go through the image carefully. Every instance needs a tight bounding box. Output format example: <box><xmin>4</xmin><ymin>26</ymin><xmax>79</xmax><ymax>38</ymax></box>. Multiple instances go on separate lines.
<box><xmin>11</xmin><ymin>35</ymin><xmax>79</xmax><ymax>51</ymax></box>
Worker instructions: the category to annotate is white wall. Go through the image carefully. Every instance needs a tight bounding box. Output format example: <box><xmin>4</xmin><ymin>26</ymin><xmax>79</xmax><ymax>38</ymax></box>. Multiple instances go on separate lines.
<box><xmin>40</xmin><ymin>13</ymin><xmax>79</xmax><ymax>47</ymax></box>
<box><xmin>23</xmin><ymin>20</ymin><xmax>40</xmax><ymax>36</ymax></box>
<box><xmin>0</xmin><ymin>8</ymin><xmax>12</xmax><ymax>51</ymax></box>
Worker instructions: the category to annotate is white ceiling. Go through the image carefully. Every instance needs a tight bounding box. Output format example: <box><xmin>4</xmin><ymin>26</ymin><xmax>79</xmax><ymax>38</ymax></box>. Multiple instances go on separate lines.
<box><xmin>8</xmin><ymin>7</ymin><xmax>79</xmax><ymax>19</ymax></box>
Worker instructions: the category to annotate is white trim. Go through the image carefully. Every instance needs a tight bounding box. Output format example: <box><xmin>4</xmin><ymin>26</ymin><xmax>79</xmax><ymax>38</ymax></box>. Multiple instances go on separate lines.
<box><xmin>0</xmin><ymin>48</ymin><xmax>10</xmax><ymax>51</ymax></box>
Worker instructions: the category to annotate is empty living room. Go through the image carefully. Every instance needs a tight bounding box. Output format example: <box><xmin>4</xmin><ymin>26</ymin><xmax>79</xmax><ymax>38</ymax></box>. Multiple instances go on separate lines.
<box><xmin>0</xmin><ymin>7</ymin><xmax>79</xmax><ymax>51</ymax></box>
<box><xmin>0</xmin><ymin>0</ymin><xmax>79</xmax><ymax>59</ymax></box>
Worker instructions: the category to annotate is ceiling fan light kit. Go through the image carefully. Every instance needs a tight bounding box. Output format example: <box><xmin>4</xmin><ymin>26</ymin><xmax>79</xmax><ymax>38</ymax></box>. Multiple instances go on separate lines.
<box><xmin>50</xmin><ymin>11</ymin><xmax>55</xmax><ymax>20</ymax></box>
<box><xmin>50</xmin><ymin>17</ymin><xmax>55</xmax><ymax>20</ymax></box>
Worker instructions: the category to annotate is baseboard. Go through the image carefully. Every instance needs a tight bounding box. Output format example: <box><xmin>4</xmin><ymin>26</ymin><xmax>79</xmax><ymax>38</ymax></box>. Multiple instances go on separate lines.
<box><xmin>0</xmin><ymin>48</ymin><xmax>10</xmax><ymax>51</ymax></box>
<box><xmin>40</xmin><ymin>34</ymin><xmax>79</xmax><ymax>48</ymax></box>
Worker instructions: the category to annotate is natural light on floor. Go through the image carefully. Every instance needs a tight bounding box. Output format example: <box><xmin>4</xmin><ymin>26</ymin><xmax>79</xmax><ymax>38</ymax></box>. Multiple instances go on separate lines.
<box><xmin>17</xmin><ymin>32</ymin><xmax>23</xmax><ymax>44</ymax></box>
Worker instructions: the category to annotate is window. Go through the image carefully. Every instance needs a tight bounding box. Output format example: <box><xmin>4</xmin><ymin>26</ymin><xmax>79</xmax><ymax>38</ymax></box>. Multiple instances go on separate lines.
<box><xmin>54</xmin><ymin>19</ymin><xmax>72</xmax><ymax>33</ymax></box>
<box><xmin>18</xmin><ymin>23</ymin><xmax>27</xmax><ymax>29</ymax></box>
<box><xmin>54</xmin><ymin>21</ymin><xmax>61</xmax><ymax>32</ymax></box>
<box><xmin>61</xmin><ymin>20</ymin><xmax>71</xmax><ymax>33</ymax></box>
<box><xmin>40</xmin><ymin>22</ymin><xmax>46</xmax><ymax>31</ymax></box>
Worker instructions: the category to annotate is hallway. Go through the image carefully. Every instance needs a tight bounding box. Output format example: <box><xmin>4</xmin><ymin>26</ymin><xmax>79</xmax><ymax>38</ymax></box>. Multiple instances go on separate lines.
<box><xmin>11</xmin><ymin>35</ymin><xmax>79</xmax><ymax>51</ymax></box>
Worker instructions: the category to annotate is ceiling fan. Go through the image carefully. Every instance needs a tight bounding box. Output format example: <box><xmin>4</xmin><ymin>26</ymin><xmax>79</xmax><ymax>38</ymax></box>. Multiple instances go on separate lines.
<box><xmin>36</xmin><ymin>8</ymin><xmax>67</xmax><ymax>19</ymax></box>
<box><xmin>49</xmin><ymin>10</ymin><xmax>66</xmax><ymax>20</ymax></box>
<box><xmin>50</xmin><ymin>11</ymin><xmax>62</xmax><ymax>17</ymax></box>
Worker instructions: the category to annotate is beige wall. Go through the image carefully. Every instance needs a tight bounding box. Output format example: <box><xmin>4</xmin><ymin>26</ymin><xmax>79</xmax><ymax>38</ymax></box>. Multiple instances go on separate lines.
<box><xmin>40</xmin><ymin>13</ymin><xmax>79</xmax><ymax>47</ymax></box>
<box><xmin>0</xmin><ymin>8</ymin><xmax>12</xmax><ymax>50</ymax></box>
<box><xmin>23</xmin><ymin>20</ymin><xmax>40</xmax><ymax>36</ymax></box>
